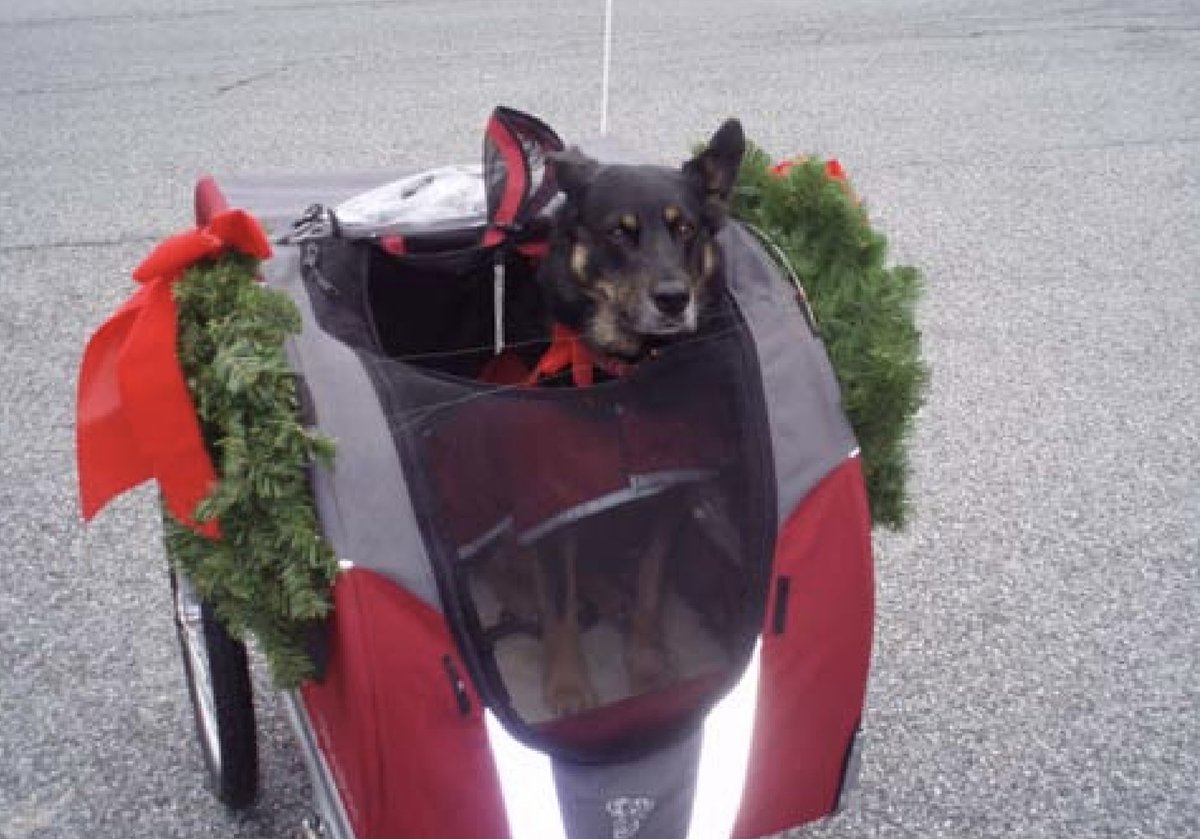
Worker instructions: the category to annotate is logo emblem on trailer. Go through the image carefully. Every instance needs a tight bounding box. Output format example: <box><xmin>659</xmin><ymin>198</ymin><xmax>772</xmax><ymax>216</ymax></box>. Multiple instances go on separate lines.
<box><xmin>606</xmin><ymin>796</ymin><xmax>656</xmax><ymax>839</ymax></box>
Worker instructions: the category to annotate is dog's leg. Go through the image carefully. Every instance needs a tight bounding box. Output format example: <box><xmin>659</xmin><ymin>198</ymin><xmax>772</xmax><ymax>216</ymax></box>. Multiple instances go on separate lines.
<box><xmin>689</xmin><ymin>484</ymin><xmax>742</xmax><ymax>566</ymax></box>
<box><xmin>626</xmin><ymin>517</ymin><xmax>677</xmax><ymax>695</ymax></box>
<box><xmin>483</xmin><ymin>540</ymin><xmax>540</xmax><ymax>623</ymax></box>
<box><xmin>536</xmin><ymin>535</ymin><xmax>596</xmax><ymax>716</ymax></box>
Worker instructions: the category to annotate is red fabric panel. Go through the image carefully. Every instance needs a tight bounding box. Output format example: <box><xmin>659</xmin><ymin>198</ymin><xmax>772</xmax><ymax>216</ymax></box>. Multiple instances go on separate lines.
<box><xmin>507</xmin><ymin>400</ymin><xmax>625</xmax><ymax>532</ymax></box>
<box><xmin>300</xmin><ymin>570</ymin><xmax>510</xmax><ymax>839</ymax></box>
<box><xmin>425</xmin><ymin>392</ymin><xmax>724</xmax><ymax>548</ymax></box>
<box><xmin>733</xmin><ymin>458</ymin><xmax>874</xmax><ymax>838</ymax></box>
<box><xmin>478</xmin><ymin>350</ymin><xmax>531</xmax><ymax>385</ymax></box>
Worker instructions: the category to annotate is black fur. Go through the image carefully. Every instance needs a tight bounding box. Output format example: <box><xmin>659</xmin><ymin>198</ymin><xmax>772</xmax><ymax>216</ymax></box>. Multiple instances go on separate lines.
<box><xmin>540</xmin><ymin>119</ymin><xmax>746</xmax><ymax>360</ymax></box>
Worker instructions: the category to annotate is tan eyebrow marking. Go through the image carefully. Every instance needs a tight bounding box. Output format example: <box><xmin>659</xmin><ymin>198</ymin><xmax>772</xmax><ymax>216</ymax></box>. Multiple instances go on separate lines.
<box><xmin>702</xmin><ymin>242</ymin><xmax>718</xmax><ymax>277</ymax></box>
<box><xmin>571</xmin><ymin>243</ymin><xmax>590</xmax><ymax>280</ymax></box>
<box><xmin>663</xmin><ymin>206</ymin><xmax>681</xmax><ymax>224</ymax></box>
<box><xmin>620</xmin><ymin>213</ymin><xmax>639</xmax><ymax>232</ymax></box>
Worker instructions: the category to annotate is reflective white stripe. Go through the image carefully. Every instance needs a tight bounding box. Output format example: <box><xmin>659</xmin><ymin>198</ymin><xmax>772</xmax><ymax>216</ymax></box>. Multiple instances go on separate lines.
<box><xmin>686</xmin><ymin>637</ymin><xmax>763</xmax><ymax>839</ymax></box>
<box><xmin>483</xmin><ymin>710</ymin><xmax>568</xmax><ymax>839</ymax></box>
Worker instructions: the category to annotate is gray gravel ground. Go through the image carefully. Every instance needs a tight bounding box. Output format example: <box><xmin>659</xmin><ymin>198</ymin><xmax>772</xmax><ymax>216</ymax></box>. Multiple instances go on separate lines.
<box><xmin>2</xmin><ymin>1</ymin><xmax>1197</xmax><ymax>837</ymax></box>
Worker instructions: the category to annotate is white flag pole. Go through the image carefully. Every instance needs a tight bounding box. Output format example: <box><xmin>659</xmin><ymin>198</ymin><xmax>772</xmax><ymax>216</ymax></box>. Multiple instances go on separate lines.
<box><xmin>600</xmin><ymin>0</ymin><xmax>614</xmax><ymax>135</ymax></box>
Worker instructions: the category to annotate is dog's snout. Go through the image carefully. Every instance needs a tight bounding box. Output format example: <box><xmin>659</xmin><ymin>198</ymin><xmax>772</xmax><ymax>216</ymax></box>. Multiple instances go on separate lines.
<box><xmin>652</xmin><ymin>289</ymin><xmax>691</xmax><ymax>317</ymax></box>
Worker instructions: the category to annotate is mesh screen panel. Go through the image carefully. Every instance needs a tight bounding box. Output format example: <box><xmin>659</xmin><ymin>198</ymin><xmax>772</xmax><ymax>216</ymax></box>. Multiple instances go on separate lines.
<box><xmin>378</xmin><ymin>321</ymin><xmax>775</xmax><ymax>759</ymax></box>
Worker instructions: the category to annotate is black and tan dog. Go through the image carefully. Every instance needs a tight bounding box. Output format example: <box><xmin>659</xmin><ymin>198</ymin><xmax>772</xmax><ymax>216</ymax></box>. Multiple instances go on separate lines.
<box><xmin>531</xmin><ymin>119</ymin><xmax>746</xmax><ymax>716</ymax></box>
<box><xmin>540</xmin><ymin>119</ymin><xmax>745</xmax><ymax>362</ymax></box>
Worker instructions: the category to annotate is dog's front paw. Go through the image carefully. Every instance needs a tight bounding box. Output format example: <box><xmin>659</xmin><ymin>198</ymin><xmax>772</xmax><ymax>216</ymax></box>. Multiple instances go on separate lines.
<box><xmin>545</xmin><ymin>671</ymin><xmax>598</xmax><ymax>717</ymax></box>
<box><xmin>626</xmin><ymin>635</ymin><xmax>675</xmax><ymax>696</ymax></box>
<box><xmin>543</xmin><ymin>627</ymin><xmax>597</xmax><ymax>717</ymax></box>
<box><xmin>547</xmin><ymin>662</ymin><xmax>597</xmax><ymax>715</ymax></box>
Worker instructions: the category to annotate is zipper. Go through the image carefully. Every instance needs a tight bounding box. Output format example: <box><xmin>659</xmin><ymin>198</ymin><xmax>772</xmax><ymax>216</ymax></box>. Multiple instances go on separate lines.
<box><xmin>301</xmin><ymin>241</ymin><xmax>339</xmax><ymax>297</ymax></box>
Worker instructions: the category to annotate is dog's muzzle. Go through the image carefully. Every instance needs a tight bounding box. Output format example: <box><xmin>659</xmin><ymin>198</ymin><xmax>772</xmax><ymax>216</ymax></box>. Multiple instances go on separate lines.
<box><xmin>634</xmin><ymin>290</ymin><xmax>697</xmax><ymax>336</ymax></box>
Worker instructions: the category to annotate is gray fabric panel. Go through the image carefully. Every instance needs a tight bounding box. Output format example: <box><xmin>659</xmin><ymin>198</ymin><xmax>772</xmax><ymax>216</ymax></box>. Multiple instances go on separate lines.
<box><xmin>552</xmin><ymin>729</ymin><xmax>701</xmax><ymax>839</ymax></box>
<box><xmin>721</xmin><ymin>224</ymin><xmax>859</xmax><ymax>521</ymax></box>
<box><xmin>263</xmin><ymin>247</ymin><xmax>442</xmax><ymax>610</ymax></box>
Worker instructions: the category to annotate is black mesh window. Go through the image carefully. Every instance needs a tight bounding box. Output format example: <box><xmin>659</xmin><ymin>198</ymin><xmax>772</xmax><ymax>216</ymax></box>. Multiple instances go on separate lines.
<box><xmin>388</xmin><ymin>321</ymin><xmax>776</xmax><ymax>761</ymax></box>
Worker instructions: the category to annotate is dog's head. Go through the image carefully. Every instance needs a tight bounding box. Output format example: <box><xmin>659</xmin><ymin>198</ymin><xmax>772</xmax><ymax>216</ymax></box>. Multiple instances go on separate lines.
<box><xmin>541</xmin><ymin>119</ymin><xmax>745</xmax><ymax>360</ymax></box>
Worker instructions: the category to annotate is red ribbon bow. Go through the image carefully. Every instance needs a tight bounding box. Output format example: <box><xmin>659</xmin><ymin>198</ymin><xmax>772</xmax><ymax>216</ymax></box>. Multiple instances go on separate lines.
<box><xmin>76</xmin><ymin>209</ymin><xmax>272</xmax><ymax>538</ymax></box>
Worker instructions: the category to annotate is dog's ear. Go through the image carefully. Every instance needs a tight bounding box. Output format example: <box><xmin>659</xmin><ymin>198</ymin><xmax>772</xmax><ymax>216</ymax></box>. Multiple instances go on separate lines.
<box><xmin>683</xmin><ymin>118</ymin><xmax>746</xmax><ymax>225</ymax></box>
<box><xmin>549</xmin><ymin>147</ymin><xmax>600</xmax><ymax>198</ymax></box>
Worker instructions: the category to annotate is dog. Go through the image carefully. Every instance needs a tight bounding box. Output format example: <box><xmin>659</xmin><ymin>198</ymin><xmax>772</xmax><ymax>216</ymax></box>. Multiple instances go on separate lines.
<box><xmin>529</xmin><ymin>118</ymin><xmax>747</xmax><ymax>716</ymax></box>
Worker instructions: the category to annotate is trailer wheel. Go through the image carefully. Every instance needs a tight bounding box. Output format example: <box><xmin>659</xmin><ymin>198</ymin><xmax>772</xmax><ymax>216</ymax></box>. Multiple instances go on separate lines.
<box><xmin>171</xmin><ymin>570</ymin><xmax>259</xmax><ymax>810</ymax></box>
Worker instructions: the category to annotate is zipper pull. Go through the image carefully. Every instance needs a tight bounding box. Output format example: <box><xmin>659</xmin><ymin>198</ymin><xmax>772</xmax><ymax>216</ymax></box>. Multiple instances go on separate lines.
<box><xmin>301</xmin><ymin>241</ymin><xmax>338</xmax><ymax>297</ymax></box>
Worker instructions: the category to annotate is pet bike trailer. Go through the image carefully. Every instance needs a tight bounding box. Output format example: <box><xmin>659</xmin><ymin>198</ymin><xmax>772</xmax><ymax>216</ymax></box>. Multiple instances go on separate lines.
<box><xmin>170</xmin><ymin>108</ymin><xmax>874</xmax><ymax>839</ymax></box>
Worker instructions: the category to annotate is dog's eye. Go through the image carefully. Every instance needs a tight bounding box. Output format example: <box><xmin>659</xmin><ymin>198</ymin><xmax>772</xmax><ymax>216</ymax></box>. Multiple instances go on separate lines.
<box><xmin>675</xmin><ymin>220</ymin><xmax>696</xmax><ymax>239</ymax></box>
<box><xmin>608</xmin><ymin>214</ymin><xmax>640</xmax><ymax>243</ymax></box>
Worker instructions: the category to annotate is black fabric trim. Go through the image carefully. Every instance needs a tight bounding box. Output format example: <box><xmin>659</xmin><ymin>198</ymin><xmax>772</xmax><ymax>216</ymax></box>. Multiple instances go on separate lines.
<box><xmin>832</xmin><ymin>721</ymin><xmax>864</xmax><ymax>814</ymax></box>
<box><xmin>772</xmin><ymin>576</ymin><xmax>791</xmax><ymax>636</ymax></box>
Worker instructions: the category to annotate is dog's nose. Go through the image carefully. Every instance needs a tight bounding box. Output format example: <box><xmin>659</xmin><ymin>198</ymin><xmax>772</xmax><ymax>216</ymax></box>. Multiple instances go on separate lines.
<box><xmin>652</xmin><ymin>289</ymin><xmax>691</xmax><ymax>317</ymax></box>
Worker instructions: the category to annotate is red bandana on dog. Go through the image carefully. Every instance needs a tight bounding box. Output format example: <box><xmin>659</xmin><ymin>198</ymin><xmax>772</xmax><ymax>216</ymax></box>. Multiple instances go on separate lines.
<box><xmin>76</xmin><ymin>209</ymin><xmax>272</xmax><ymax>539</ymax></box>
<box><xmin>526</xmin><ymin>324</ymin><xmax>632</xmax><ymax>387</ymax></box>
<box><xmin>477</xmin><ymin>324</ymin><xmax>633</xmax><ymax>388</ymax></box>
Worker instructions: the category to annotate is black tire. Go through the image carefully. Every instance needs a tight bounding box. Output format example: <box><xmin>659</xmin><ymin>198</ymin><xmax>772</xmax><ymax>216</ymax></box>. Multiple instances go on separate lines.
<box><xmin>170</xmin><ymin>570</ymin><xmax>259</xmax><ymax>810</ymax></box>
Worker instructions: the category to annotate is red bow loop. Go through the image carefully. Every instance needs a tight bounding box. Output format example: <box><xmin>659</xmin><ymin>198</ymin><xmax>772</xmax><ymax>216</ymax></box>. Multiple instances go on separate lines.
<box><xmin>208</xmin><ymin>209</ymin><xmax>273</xmax><ymax>260</ymax></box>
<box><xmin>133</xmin><ymin>209</ymin><xmax>271</xmax><ymax>284</ymax></box>
<box><xmin>770</xmin><ymin>156</ymin><xmax>858</xmax><ymax>203</ymax></box>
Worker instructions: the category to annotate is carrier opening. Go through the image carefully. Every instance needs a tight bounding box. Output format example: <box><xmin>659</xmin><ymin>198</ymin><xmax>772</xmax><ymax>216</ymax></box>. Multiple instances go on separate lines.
<box><xmin>364</xmin><ymin>242</ymin><xmax>550</xmax><ymax>380</ymax></box>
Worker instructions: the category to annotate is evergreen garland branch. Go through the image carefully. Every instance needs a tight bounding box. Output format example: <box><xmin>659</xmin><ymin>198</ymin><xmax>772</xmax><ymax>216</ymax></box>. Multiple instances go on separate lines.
<box><xmin>164</xmin><ymin>253</ymin><xmax>337</xmax><ymax>688</ymax></box>
<box><xmin>730</xmin><ymin>144</ymin><xmax>930</xmax><ymax>528</ymax></box>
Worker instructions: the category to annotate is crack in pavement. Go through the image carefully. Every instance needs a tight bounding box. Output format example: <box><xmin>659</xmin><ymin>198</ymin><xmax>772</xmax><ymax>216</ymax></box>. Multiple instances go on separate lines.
<box><xmin>0</xmin><ymin>0</ymin><xmax>415</xmax><ymax>30</ymax></box>
<box><xmin>216</xmin><ymin>63</ymin><xmax>295</xmax><ymax>96</ymax></box>
<box><xmin>2</xmin><ymin>63</ymin><xmax>300</xmax><ymax>99</ymax></box>
<box><xmin>0</xmin><ymin>234</ymin><xmax>165</xmax><ymax>255</ymax></box>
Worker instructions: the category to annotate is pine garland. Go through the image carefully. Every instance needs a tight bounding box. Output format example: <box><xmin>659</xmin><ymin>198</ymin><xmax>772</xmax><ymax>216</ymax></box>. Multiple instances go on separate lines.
<box><xmin>164</xmin><ymin>252</ymin><xmax>337</xmax><ymax>688</ymax></box>
<box><xmin>730</xmin><ymin>145</ymin><xmax>929</xmax><ymax>528</ymax></box>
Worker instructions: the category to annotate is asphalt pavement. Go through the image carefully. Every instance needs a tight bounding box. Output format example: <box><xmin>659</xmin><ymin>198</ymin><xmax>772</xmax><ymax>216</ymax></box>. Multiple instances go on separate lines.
<box><xmin>1</xmin><ymin>1</ymin><xmax>1197</xmax><ymax>837</ymax></box>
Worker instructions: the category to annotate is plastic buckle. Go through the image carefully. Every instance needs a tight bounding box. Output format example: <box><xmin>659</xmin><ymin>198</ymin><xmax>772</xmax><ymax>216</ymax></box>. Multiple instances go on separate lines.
<box><xmin>279</xmin><ymin>204</ymin><xmax>339</xmax><ymax>245</ymax></box>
